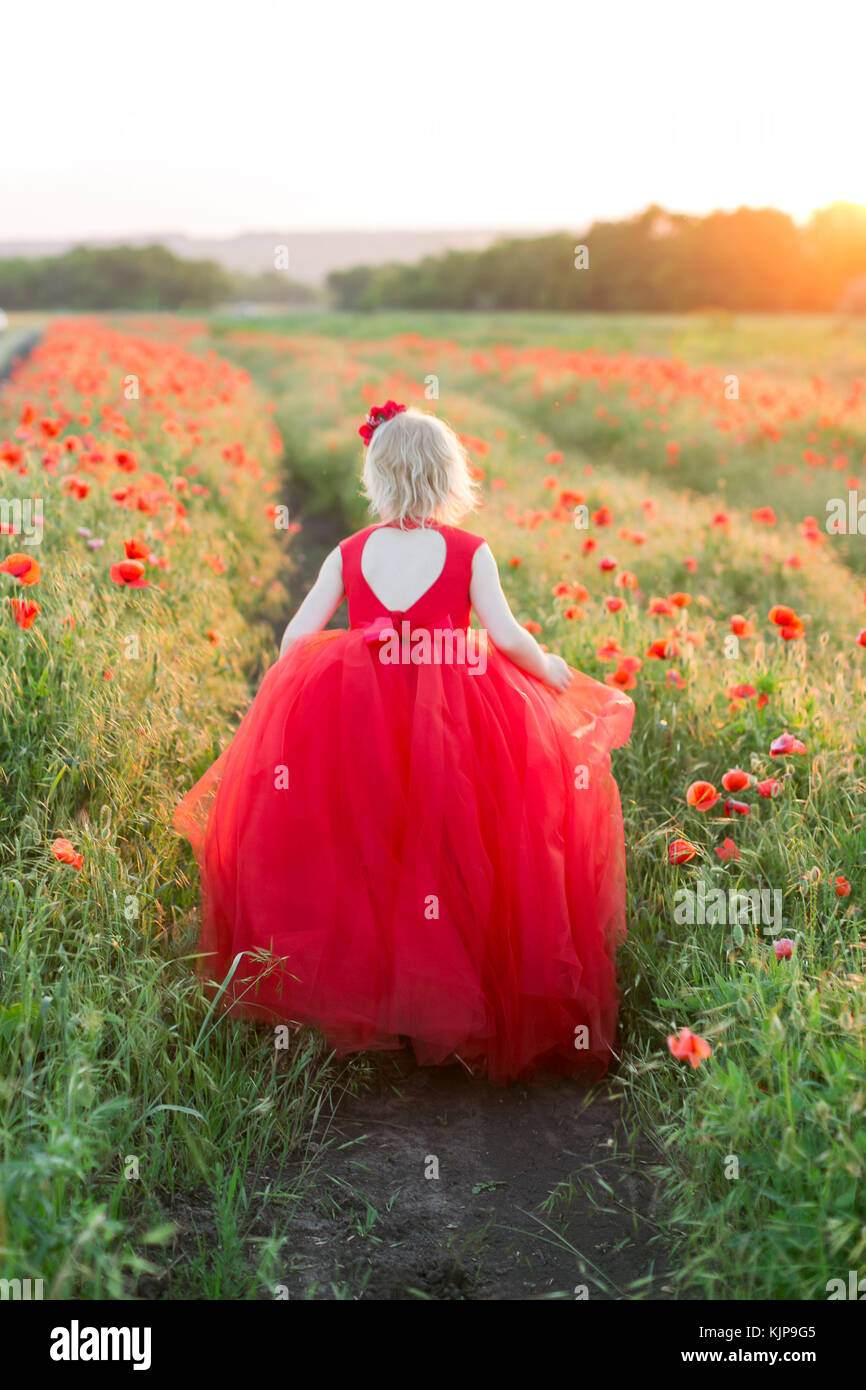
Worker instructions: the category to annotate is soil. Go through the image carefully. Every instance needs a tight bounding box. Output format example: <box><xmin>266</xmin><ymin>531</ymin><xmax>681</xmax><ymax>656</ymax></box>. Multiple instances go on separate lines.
<box><xmin>0</xmin><ymin>327</ymin><xmax>42</xmax><ymax>384</ymax></box>
<box><xmin>264</xmin><ymin>1052</ymin><xmax>670</xmax><ymax>1301</ymax></box>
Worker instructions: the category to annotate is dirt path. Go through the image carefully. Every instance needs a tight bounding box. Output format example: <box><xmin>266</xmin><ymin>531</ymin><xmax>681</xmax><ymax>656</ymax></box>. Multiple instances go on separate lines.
<box><xmin>0</xmin><ymin>326</ymin><xmax>42</xmax><ymax>383</ymax></box>
<box><xmin>267</xmin><ymin>1054</ymin><xmax>668</xmax><ymax>1300</ymax></box>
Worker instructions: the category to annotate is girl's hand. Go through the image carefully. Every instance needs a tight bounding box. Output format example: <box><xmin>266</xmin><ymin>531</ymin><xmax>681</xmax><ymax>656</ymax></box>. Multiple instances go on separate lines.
<box><xmin>544</xmin><ymin>653</ymin><xmax>573</xmax><ymax>692</ymax></box>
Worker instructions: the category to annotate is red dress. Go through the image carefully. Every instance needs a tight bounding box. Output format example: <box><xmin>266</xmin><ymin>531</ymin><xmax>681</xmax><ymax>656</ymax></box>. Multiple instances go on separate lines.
<box><xmin>174</xmin><ymin>520</ymin><xmax>634</xmax><ymax>1082</ymax></box>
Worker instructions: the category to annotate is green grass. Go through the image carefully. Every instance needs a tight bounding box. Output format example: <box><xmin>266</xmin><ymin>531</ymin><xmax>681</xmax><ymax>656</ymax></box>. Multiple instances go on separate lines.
<box><xmin>212</xmin><ymin>307</ymin><xmax>866</xmax><ymax>379</ymax></box>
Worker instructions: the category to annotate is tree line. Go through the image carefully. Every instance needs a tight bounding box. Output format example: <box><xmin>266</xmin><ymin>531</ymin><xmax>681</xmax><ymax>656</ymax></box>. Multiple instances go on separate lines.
<box><xmin>0</xmin><ymin>244</ymin><xmax>317</xmax><ymax>310</ymax></box>
<box><xmin>4</xmin><ymin>204</ymin><xmax>865</xmax><ymax>313</ymax></box>
<box><xmin>327</xmin><ymin>203</ymin><xmax>866</xmax><ymax>313</ymax></box>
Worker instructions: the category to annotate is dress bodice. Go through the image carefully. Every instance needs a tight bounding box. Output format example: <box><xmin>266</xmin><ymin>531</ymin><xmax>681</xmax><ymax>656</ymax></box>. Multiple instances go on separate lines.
<box><xmin>339</xmin><ymin>521</ymin><xmax>486</xmax><ymax>630</ymax></box>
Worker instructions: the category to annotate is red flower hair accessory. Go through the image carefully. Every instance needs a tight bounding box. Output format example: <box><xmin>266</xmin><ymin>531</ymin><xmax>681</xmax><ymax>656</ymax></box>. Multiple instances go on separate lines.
<box><xmin>358</xmin><ymin>400</ymin><xmax>407</xmax><ymax>446</ymax></box>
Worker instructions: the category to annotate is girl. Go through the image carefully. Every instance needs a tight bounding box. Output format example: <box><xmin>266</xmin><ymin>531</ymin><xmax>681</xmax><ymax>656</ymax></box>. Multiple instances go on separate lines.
<box><xmin>174</xmin><ymin>402</ymin><xmax>634</xmax><ymax>1082</ymax></box>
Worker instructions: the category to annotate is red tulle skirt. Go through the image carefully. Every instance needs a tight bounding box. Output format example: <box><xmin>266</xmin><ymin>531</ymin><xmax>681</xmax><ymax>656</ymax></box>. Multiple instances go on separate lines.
<box><xmin>173</xmin><ymin>630</ymin><xmax>634</xmax><ymax>1082</ymax></box>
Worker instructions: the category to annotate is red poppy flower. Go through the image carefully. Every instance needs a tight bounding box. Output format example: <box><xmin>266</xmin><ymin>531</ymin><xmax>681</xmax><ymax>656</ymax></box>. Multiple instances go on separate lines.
<box><xmin>605</xmin><ymin>664</ymin><xmax>637</xmax><ymax>691</ymax></box>
<box><xmin>648</xmin><ymin>596</ymin><xmax>674</xmax><ymax>616</ymax></box>
<box><xmin>723</xmin><ymin>798</ymin><xmax>750</xmax><ymax>816</ymax></box>
<box><xmin>620</xmin><ymin>655</ymin><xmax>643</xmax><ymax>673</ymax></box>
<box><xmin>596</xmin><ymin>638</ymin><xmax>624</xmax><ymax>662</ymax></box>
<box><xmin>123</xmin><ymin>537</ymin><xmax>151</xmax><ymax>561</ymax></box>
<box><xmin>592</xmin><ymin>506</ymin><xmax>612</xmax><ymax>526</ymax></box>
<box><xmin>755</xmin><ymin>778</ymin><xmax>782</xmax><ymax>798</ymax></box>
<box><xmin>668</xmin><ymin>839</ymin><xmax>698</xmax><ymax>864</ymax></box>
<box><xmin>0</xmin><ymin>553</ymin><xmax>41</xmax><ymax>585</ymax></box>
<box><xmin>110</xmin><ymin>559</ymin><xmax>152</xmax><ymax>588</ymax></box>
<box><xmin>768</xmin><ymin>605</ymin><xmax>798</xmax><ymax>628</ymax></box>
<box><xmin>646</xmin><ymin>637</ymin><xmax>679</xmax><ymax>660</ymax></box>
<box><xmin>10</xmin><ymin>597</ymin><xmax>40</xmax><ymax>629</ymax></box>
<box><xmin>770</xmin><ymin>732</ymin><xmax>805</xmax><ymax>757</ymax></box>
<box><xmin>605</xmin><ymin>596</ymin><xmax>626</xmax><ymax>613</ymax></box>
<box><xmin>51</xmin><ymin>837</ymin><xmax>83</xmax><ymax>871</ymax></box>
<box><xmin>137</xmin><ymin>490</ymin><xmax>170</xmax><ymax>515</ymax></box>
<box><xmin>768</xmin><ymin>604</ymin><xmax>805</xmax><ymax>639</ymax></box>
<box><xmin>553</xmin><ymin>581</ymin><xmax>588</xmax><ymax>602</ymax></box>
<box><xmin>669</xmin><ymin>592</ymin><xmax>691</xmax><ymax>608</ymax></box>
<box><xmin>667</xmin><ymin>1028</ymin><xmax>712</xmax><ymax>1067</ymax></box>
<box><xmin>686</xmin><ymin>781</ymin><xmax>719</xmax><ymax>811</ymax></box>
<box><xmin>726</xmin><ymin>683</ymin><xmax>757</xmax><ymax>700</ymax></box>
<box><xmin>773</xmin><ymin>938</ymin><xmax>794</xmax><ymax>959</ymax></box>
<box><xmin>615</xmin><ymin>570</ymin><xmax>638</xmax><ymax>589</ymax></box>
<box><xmin>61</xmin><ymin>475</ymin><xmax>91</xmax><ymax>500</ymax></box>
<box><xmin>715</xmin><ymin>838</ymin><xmax>740</xmax><ymax>861</ymax></box>
<box><xmin>598</xmin><ymin>556</ymin><xmax>617</xmax><ymax>572</ymax></box>
<box><xmin>857</xmin><ymin>630</ymin><xmax>866</xmax><ymax>647</ymax></box>
<box><xmin>721</xmin><ymin>769</ymin><xmax>751</xmax><ymax>792</ymax></box>
<box><xmin>666</xmin><ymin>669</ymin><xmax>686</xmax><ymax>690</ymax></box>
<box><xmin>1</xmin><ymin>441</ymin><xmax>24</xmax><ymax>468</ymax></box>
<box><xmin>730</xmin><ymin>614</ymin><xmax>755</xmax><ymax>636</ymax></box>
<box><xmin>834</xmin><ymin>876</ymin><xmax>852</xmax><ymax>898</ymax></box>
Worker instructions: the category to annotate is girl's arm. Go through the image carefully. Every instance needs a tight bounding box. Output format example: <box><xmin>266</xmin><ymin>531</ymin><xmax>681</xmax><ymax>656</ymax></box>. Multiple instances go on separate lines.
<box><xmin>469</xmin><ymin>543</ymin><xmax>573</xmax><ymax>692</ymax></box>
<box><xmin>279</xmin><ymin>546</ymin><xmax>345</xmax><ymax>657</ymax></box>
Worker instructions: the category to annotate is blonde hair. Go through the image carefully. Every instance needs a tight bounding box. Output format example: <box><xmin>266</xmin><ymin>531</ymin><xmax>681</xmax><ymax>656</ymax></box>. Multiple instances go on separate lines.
<box><xmin>362</xmin><ymin>408</ymin><xmax>479</xmax><ymax>526</ymax></box>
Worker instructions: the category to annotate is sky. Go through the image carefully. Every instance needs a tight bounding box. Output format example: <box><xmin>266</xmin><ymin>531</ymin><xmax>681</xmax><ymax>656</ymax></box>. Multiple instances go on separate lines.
<box><xmin>2</xmin><ymin>0</ymin><xmax>863</xmax><ymax>240</ymax></box>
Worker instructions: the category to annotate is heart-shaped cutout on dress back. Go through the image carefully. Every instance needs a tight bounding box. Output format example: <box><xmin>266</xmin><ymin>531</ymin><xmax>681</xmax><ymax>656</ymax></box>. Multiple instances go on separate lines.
<box><xmin>360</xmin><ymin>526</ymin><xmax>448</xmax><ymax>612</ymax></box>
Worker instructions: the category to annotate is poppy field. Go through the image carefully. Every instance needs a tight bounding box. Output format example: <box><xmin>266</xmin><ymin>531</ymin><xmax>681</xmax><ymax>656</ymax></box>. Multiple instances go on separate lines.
<box><xmin>214</xmin><ymin>310</ymin><xmax>866</xmax><ymax>1298</ymax></box>
<box><xmin>2</xmin><ymin>310</ymin><xmax>865</xmax><ymax>1299</ymax></box>
<box><xmin>0</xmin><ymin>319</ymin><xmax>342</xmax><ymax>1297</ymax></box>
